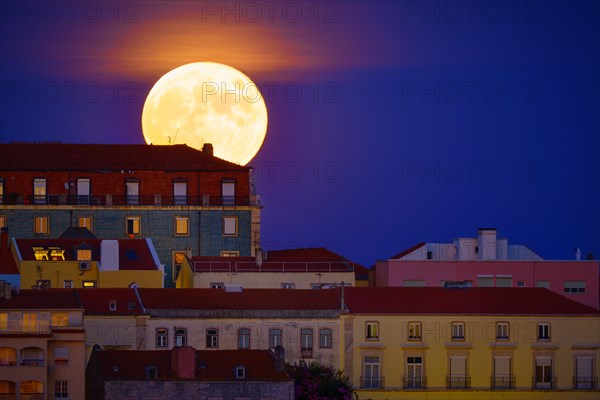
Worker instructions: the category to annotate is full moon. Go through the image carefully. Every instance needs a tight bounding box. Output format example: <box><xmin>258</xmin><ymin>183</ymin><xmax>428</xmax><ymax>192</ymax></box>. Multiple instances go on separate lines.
<box><xmin>141</xmin><ymin>62</ymin><xmax>268</xmax><ymax>165</ymax></box>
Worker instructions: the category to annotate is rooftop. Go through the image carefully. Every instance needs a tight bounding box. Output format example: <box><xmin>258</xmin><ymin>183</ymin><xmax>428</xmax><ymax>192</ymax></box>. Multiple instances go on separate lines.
<box><xmin>76</xmin><ymin>288</ymin><xmax>143</xmax><ymax>316</ymax></box>
<box><xmin>0</xmin><ymin>289</ymin><xmax>82</xmax><ymax>309</ymax></box>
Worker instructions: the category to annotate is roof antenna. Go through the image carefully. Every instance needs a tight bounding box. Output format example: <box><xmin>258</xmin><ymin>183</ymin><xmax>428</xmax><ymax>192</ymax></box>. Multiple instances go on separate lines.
<box><xmin>172</xmin><ymin>129</ymin><xmax>179</xmax><ymax>145</ymax></box>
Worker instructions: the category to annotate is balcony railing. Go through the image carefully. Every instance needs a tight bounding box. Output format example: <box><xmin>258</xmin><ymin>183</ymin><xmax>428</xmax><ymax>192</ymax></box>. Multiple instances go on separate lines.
<box><xmin>0</xmin><ymin>394</ymin><xmax>16</xmax><ymax>400</ymax></box>
<box><xmin>403</xmin><ymin>376</ymin><xmax>427</xmax><ymax>389</ymax></box>
<box><xmin>54</xmin><ymin>393</ymin><xmax>69</xmax><ymax>399</ymax></box>
<box><xmin>446</xmin><ymin>375</ymin><xmax>471</xmax><ymax>389</ymax></box>
<box><xmin>360</xmin><ymin>376</ymin><xmax>385</xmax><ymax>389</ymax></box>
<box><xmin>573</xmin><ymin>377</ymin><xmax>597</xmax><ymax>389</ymax></box>
<box><xmin>193</xmin><ymin>260</ymin><xmax>354</xmax><ymax>273</ymax></box>
<box><xmin>2</xmin><ymin>193</ymin><xmax>252</xmax><ymax>207</ymax></box>
<box><xmin>532</xmin><ymin>376</ymin><xmax>557</xmax><ymax>390</ymax></box>
<box><xmin>21</xmin><ymin>359</ymin><xmax>44</xmax><ymax>367</ymax></box>
<box><xmin>20</xmin><ymin>394</ymin><xmax>44</xmax><ymax>400</ymax></box>
<box><xmin>491</xmin><ymin>374</ymin><xmax>515</xmax><ymax>389</ymax></box>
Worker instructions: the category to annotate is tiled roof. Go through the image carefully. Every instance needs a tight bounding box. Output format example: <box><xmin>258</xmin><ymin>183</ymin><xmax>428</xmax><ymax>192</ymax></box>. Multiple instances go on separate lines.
<box><xmin>0</xmin><ymin>143</ymin><xmax>247</xmax><ymax>171</ymax></box>
<box><xmin>75</xmin><ymin>288</ymin><xmax>143</xmax><ymax>316</ymax></box>
<box><xmin>343</xmin><ymin>287</ymin><xmax>600</xmax><ymax>315</ymax></box>
<box><xmin>138</xmin><ymin>288</ymin><xmax>341</xmax><ymax>310</ymax></box>
<box><xmin>191</xmin><ymin>247</ymin><xmax>356</xmax><ymax>273</ymax></box>
<box><xmin>94</xmin><ymin>349</ymin><xmax>290</xmax><ymax>381</ymax></box>
<box><xmin>388</xmin><ymin>242</ymin><xmax>426</xmax><ymax>260</ymax></box>
<box><xmin>0</xmin><ymin>248</ymin><xmax>19</xmax><ymax>275</ymax></box>
<box><xmin>0</xmin><ymin>289</ymin><xmax>81</xmax><ymax>309</ymax></box>
<box><xmin>16</xmin><ymin>239</ymin><xmax>157</xmax><ymax>271</ymax></box>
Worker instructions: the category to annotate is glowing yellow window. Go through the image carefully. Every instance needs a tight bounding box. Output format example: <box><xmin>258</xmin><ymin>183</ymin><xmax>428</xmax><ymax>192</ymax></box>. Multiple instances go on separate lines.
<box><xmin>175</xmin><ymin>217</ymin><xmax>189</xmax><ymax>236</ymax></box>
<box><xmin>51</xmin><ymin>312</ymin><xmax>68</xmax><ymax>327</ymax></box>
<box><xmin>77</xmin><ymin>249</ymin><xmax>92</xmax><ymax>261</ymax></box>
<box><xmin>22</xmin><ymin>313</ymin><xmax>37</xmax><ymax>332</ymax></box>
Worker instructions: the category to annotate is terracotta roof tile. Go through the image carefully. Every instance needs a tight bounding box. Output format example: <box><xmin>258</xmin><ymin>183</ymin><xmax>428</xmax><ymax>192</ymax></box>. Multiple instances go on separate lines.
<box><xmin>76</xmin><ymin>288</ymin><xmax>143</xmax><ymax>315</ymax></box>
<box><xmin>0</xmin><ymin>289</ymin><xmax>81</xmax><ymax>309</ymax></box>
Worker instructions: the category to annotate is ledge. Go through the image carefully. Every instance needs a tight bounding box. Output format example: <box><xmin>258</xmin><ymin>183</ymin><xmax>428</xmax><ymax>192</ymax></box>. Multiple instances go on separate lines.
<box><xmin>531</xmin><ymin>342</ymin><xmax>560</xmax><ymax>350</ymax></box>
<box><xmin>401</xmin><ymin>342</ymin><xmax>429</xmax><ymax>350</ymax></box>
<box><xmin>571</xmin><ymin>343</ymin><xmax>600</xmax><ymax>350</ymax></box>
<box><xmin>489</xmin><ymin>342</ymin><xmax>518</xmax><ymax>349</ymax></box>
<box><xmin>358</xmin><ymin>343</ymin><xmax>386</xmax><ymax>350</ymax></box>
<box><xmin>444</xmin><ymin>342</ymin><xmax>473</xmax><ymax>349</ymax></box>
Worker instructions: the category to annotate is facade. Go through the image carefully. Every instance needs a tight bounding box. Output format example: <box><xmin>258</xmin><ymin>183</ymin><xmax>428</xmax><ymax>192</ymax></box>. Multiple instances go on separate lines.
<box><xmin>177</xmin><ymin>247</ymin><xmax>357</xmax><ymax>289</ymax></box>
<box><xmin>0</xmin><ymin>143</ymin><xmax>261</xmax><ymax>287</ymax></box>
<box><xmin>0</xmin><ymin>287</ymin><xmax>86</xmax><ymax>400</ymax></box>
<box><xmin>137</xmin><ymin>288</ymin><xmax>343</xmax><ymax>369</ymax></box>
<box><xmin>340</xmin><ymin>286</ymin><xmax>600</xmax><ymax>399</ymax></box>
<box><xmin>0</xmin><ymin>228</ymin><xmax>20</xmax><ymax>288</ymax></box>
<box><xmin>376</xmin><ymin>228</ymin><xmax>599</xmax><ymax>308</ymax></box>
<box><xmin>86</xmin><ymin>346</ymin><xmax>294</xmax><ymax>400</ymax></box>
<box><xmin>14</xmin><ymin>237</ymin><xmax>164</xmax><ymax>289</ymax></box>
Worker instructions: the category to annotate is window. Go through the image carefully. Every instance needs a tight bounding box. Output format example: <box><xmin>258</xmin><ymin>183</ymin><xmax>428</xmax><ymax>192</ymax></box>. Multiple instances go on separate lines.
<box><xmin>51</xmin><ymin>312</ymin><xmax>68</xmax><ymax>327</ymax></box>
<box><xmin>77</xmin><ymin>249</ymin><xmax>92</xmax><ymax>261</ymax></box>
<box><xmin>235</xmin><ymin>366</ymin><xmax>246</xmax><ymax>379</ymax></box>
<box><xmin>206</xmin><ymin>329</ymin><xmax>218</xmax><ymax>348</ymax></box>
<box><xmin>0</xmin><ymin>347</ymin><xmax>16</xmax><ymax>366</ymax></box>
<box><xmin>173</xmin><ymin>181</ymin><xmax>187</xmax><ymax>205</ymax></box>
<box><xmin>448</xmin><ymin>356</ymin><xmax>469</xmax><ymax>389</ymax></box>
<box><xmin>301</xmin><ymin>329</ymin><xmax>313</xmax><ymax>358</ymax></box>
<box><xmin>362</xmin><ymin>356</ymin><xmax>381</xmax><ymax>389</ymax></box>
<box><xmin>76</xmin><ymin>178</ymin><xmax>90</xmax><ymax>204</ymax></box>
<box><xmin>175</xmin><ymin>217</ymin><xmax>189</xmax><ymax>236</ymax></box>
<box><xmin>54</xmin><ymin>347</ymin><xmax>69</xmax><ymax>365</ymax></box>
<box><xmin>173</xmin><ymin>252</ymin><xmax>186</xmax><ymax>283</ymax></box>
<box><xmin>320</xmin><ymin>328</ymin><xmax>332</xmax><ymax>348</ymax></box>
<box><xmin>238</xmin><ymin>328</ymin><xmax>250</xmax><ymax>349</ymax></box>
<box><xmin>19</xmin><ymin>381</ymin><xmax>43</xmax><ymax>398</ymax></box>
<box><xmin>366</xmin><ymin>322</ymin><xmax>379</xmax><ymax>341</ymax></box>
<box><xmin>536</xmin><ymin>280</ymin><xmax>550</xmax><ymax>289</ymax></box>
<box><xmin>36</xmin><ymin>280</ymin><xmax>50</xmax><ymax>289</ymax></box>
<box><xmin>55</xmin><ymin>380</ymin><xmax>68</xmax><ymax>398</ymax></box>
<box><xmin>574</xmin><ymin>356</ymin><xmax>594</xmax><ymax>389</ymax></box>
<box><xmin>146</xmin><ymin>366</ymin><xmax>158</xmax><ymax>379</ymax></box>
<box><xmin>222</xmin><ymin>180</ymin><xmax>235</xmax><ymax>205</ymax></box>
<box><xmin>517</xmin><ymin>281</ymin><xmax>526</xmax><ymax>287</ymax></box>
<box><xmin>403</xmin><ymin>280</ymin><xmax>425</xmax><ymax>287</ymax></box>
<box><xmin>109</xmin><ymin>301</ymin><xmax>117</xmax><ymax>311</ymax></box>
<box><xmin>221</xmin><ymin>251</ymin><xmax>239</xmax><ymax>257</ymax></box>
<box><xmin>0</xmin><ymin>216</ymin><xmax>5</xmax><ymax>228</ymax></box>
<box><xmin>22</xmin><ymin>313</ymin><xmax>37</xmax><ymax>332</ymax></box>
<box><xmin>492</xmin><ymin>356</ymin><xmax>513</xmax><ymax>389</ymax></box>
<box><xmin>126</xmin><ymin>217</ymin><xmax>141</xmax><ymax>236</ymax></box>
<box><xmin>496</xmin><ymin>322</ymin><xmax>509</xmax><ymax>340</ymax></box>
<box><xmin>33</xmin><ymin>178</ymin><xmax>46</xmax><ymax>204</ymax></box>
<box><xmin>0</xmin><ymin>178</ymin><xmax>3</xmax><ymax>204</ymax></box>
<box><xmin>34</xmin><ymin>216</ymin><xmax>49</xmax><ymax>235</ymax></box>
<box><xmin>405</xmin><ymin>356</ymin><xmax>424</xmax><ymax>389</ymax></box>
<box><xmin>83</xmin><ymin>281</ymin><xmax>96</xmax><ymax>288</ymax></box>
<box><xmin>63</xmin><ymin>280</ymin><xmax>72</xmax><ymax>289</ymax></box>
<box><xmin>477</xmin><ymin>276</ymin><xmax>493</xmax><ymax>287</ymax></box>
<box><xmin>408</xmin><ymin>322</ymin><xmax>422</xmax><ymax>341</ymax></box>
<box><xmin>426</xmin><ymin>251</ymin><xmax>433</xmax><ymax>260</ymax></box>
<box><xmin>281</xmin><ymin>283</ymin><xmax>295</xmax><ymax>289</ymax></box>
<box><xmin>223</xmin><ymin>216</ymin><xmax>238</xmax><ymax>236</ymax></box>
<box><xmin>451</xmin><ymin>322</ymin><xmax>465</xmax><ymax>341</ymax></box>
<box><xmin>496</xmin><ymin>276</ymin><xmax>513</xmax><ymax>287</ymax></box>
<box><xmin>210</xmin><ymin>282</ymin><xmax>224</xmax><ymax>289</ymax></box>
<box><xmin>175</xmin><ymin>328</ymin><xmax>187</xmax><ymax>347</ymax></box>
<box><xmin>534</xmin><ymin>357</ymin><xmax>553</xmax><ymax>389</ymax></box>
<box><xmin>126</xmin><ymin>180</ymin><xmax>139</xmax><ymax>204</ymax></box>
<box><xmin>537</xmin><ymin>323</ymin><xmax>550</xmax><ymax>340</ymax></box>
<box><xmin>0</xmin><ymin>313</ymin><xmax>7</xmax><ymax>330</ymax></box>
<box><xmin>78</xmin><ymin>217</ymin><xmax>92</xmax><ymax>232</ymax></box>
<box><xmin>269</xmin><ymin>328</ymin><xmax>282</xmax><ymax>348</ymax></box>
<box><xmin>564</xmin><ymin>281</ymin><xmax>585</xmax><ymax>293</ymax></box>
<box><xmin>156</xmin><ymin>328</ymin><xmax>168</xmax><ymax>348</ymax></box>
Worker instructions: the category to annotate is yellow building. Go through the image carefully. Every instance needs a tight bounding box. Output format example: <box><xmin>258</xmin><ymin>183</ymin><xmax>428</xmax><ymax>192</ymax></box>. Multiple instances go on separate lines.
<box><xmin>341</xmin><ymin>287</ymin><xmax>600</xmax><ymax>399</ymax></box>
<box><xmin>14</xmin><ymin>238</ymin><xmax>164</xmax><ymax>289</ymax></box>
<box><xmin>0</xmin><ymin>285</ymin><xmax>86</xmax><ymax>400</ymax></box>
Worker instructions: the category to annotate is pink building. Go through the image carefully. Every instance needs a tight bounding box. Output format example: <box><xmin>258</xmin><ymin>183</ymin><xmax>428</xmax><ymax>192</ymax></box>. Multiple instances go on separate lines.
<box><xmin>376</xmin><ymin>229</ymin><xmax>599</xmax><ymax>309</ymax></box>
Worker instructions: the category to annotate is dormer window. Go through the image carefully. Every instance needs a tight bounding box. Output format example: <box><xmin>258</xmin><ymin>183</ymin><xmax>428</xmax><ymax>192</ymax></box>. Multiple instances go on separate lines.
<box><xmin>77</xmin><ymin>249</ymin><xmax>92</xmax><ymax>261</ymax></box>
<box><xmin>235</xmin><ymin>366</ymin><xmax>246</xmax><ymax>379</ymax></box>
<box><xmin>145</xmin><ymin>366</ymin><xmax>158</xmax><ymax>379</ymax></box>
<box><xmin>109</xmin><ymin>300</ymin><xmax>117</xmax><ymax>311</ymax></box>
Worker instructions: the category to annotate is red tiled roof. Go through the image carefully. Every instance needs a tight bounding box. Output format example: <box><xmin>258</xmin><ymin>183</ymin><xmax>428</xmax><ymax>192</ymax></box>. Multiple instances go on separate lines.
<box><xmin>0</xmin><ymin>289</ymin><xmax>81</xmax><ymax>309</ymax></box>
<box><xmin>138</xmin><ymin>288</ymin><xmax>341</xmax><ymax>310</ymax></box>
<box><xmin>343</xmin><ymin>287</ymin><xmax>600</xmax><ymax>315</ymax></box>
<box><xmin>0</xmin><ymin>143</ymin><xmax>247</xmax><ymax>171</ymax></box>
<box><xmin>94</xmin><ymin>349</ymin><xmax>290</xmax><ymax>381</ymax></box>
<box><xmin>16</xmin><ymin>239</ymin><xmax>157</xmax><ymax>271</ymax></box>
<box><xmin>0</xmin><ymin>248</ymin><xmax>19</xmax><ymax>275</ymax></box>
<box><xmin>75</xmin><ymin>288</ymin><xmax>143</xmax><ymax>316</ymax></box>
<box><xmin>388</xmin><ymin>242</ymin><xmax>426</xmax><ymax>260</ymax></box>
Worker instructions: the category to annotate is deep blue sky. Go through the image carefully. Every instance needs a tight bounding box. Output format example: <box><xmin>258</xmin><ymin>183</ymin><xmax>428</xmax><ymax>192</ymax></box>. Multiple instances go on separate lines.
<box><xmin>1</xmin><ymin>1</ymin><xmax>598</xmax><ymax>266</ymax></box>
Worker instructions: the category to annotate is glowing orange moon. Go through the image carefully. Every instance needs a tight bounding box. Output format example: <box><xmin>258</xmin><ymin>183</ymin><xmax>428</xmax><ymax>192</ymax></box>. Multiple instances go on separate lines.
<box><xmin>142</xmin><ymin>62</ymin><xmax>268</xmax><ymax>165</ymax></box>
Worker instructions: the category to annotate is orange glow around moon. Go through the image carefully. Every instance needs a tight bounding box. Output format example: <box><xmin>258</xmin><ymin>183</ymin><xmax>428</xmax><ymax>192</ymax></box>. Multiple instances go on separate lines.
<box><xmin>142</xmin><ymin>62</ymin><xmax>268</xmax><ymax>165</ymax></box>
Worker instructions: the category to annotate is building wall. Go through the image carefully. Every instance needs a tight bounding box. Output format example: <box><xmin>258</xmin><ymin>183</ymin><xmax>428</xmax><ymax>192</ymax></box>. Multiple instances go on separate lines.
<box><xmin>84</xmin><ymin>315</ymin><xmax>148</xmax><ymax>359</ymax></box>
<box><xmin>376</xmin><ymin>260</ymin><xmax>600</xmax><ymax>308</ymax></box>
<box><xmin>19</xmin><ymin>260</ymin><xmax>100</xmax><ymax>289</ymax></box>
<box><xmin>100</xmin><ymin>270</ymin><xmax>163</xmax><ymax>288</ymax></box>
<box><xmin>342</xmin><ymin>314</ymin><xmax>600</xmax><ymax>399</ymax></box>
<box><xmin>191</xmin><ymin>271</ymin><xmax>356</xmax><ymax>289</ymax></box>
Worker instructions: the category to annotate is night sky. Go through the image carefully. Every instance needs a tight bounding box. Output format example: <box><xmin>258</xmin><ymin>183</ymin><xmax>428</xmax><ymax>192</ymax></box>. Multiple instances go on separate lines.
<box><xmin>1</xmin><ymin>1</ymin><xmax>598</xmax><ymax>266</ymax></box>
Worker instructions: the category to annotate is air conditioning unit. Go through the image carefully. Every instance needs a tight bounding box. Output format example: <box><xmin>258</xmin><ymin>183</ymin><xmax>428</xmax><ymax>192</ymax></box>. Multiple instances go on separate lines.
<box><xmin>79</xmin><ymin>261</ymin><xmax>91</xmax><ymax>271</ymax></box>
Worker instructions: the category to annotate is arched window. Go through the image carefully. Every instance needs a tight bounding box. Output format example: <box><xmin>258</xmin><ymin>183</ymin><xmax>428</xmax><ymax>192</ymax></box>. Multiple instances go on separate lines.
<box><xmin>0</xmin><ymin>381</ymin><xmax>16</xmax><ymax>398</ymax></box>
<box><xmin>0</xmin><ymin>348</ymin><xmax>16</xmax><ymax>366</ymax></box>
<box><xmin>19</xmin><ymin>380</ymin><xmax>43</xmax><ymax>399</ymax></box>
<box><xmin>20</xmin><ymin>347</ymin><xmax>44</xmax><ymax>367</ymax></box>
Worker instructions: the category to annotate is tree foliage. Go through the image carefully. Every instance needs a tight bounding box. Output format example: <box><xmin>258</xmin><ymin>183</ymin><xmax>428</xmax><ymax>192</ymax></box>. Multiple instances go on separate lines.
<box><xmin>286</xmin><ymin>360</ymin><xmax>356</xmax><ymax>400</ymax></box>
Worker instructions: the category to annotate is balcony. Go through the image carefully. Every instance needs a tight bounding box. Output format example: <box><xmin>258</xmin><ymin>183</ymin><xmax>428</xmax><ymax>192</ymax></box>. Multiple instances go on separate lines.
<box><xmin>491</xmin><ymin>374</ymin><xmax>515</xmax><ymax>389</ymax></box>
<box><xmin>403</xmin><ymin>376</ymin><xmax>427</xmax><ymax>389</ymax></box>
<box><xmin>532</xmin><ymin>376</ymin><xmax>556</xmax><ymax>390</ymax></box>
<box><xmin>446</xmin><ymin>375</ymin><xmax>471</xmax><ymax>389</ymax></box>
<box><xmin>360</xmin><ymin>376</ymin><xmax>385</xmax><ymax>389</ymax></box>
<box><xmin>573</xmin><ymin>377</ymin><xmax>597</xmax><ymax>390</ymax></box>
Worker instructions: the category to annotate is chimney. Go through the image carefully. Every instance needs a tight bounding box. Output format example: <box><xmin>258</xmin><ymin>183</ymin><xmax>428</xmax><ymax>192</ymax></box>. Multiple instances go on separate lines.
<box><xmin>170</xmin><ymin>346</ymin><xmax>196</xmax><ymax>379</ymax></box>
<box><xmin>202</xmin><ymin>143</ymin><xmax>214</xmax><ymax>157</ymax></box>
<box><xmin>575</xmin><ymin>248</ymin><xmax>581</xmax><ymax>261</ymax></box>
<box><xmin>0</xmin><ymin>227</ymin><xmax>7</xmax><ymax>251</ymax></box>
<box><xmin>273</xmin><ymin>345</ymin><xmax>285</xmax><ymax>371</ymax></box>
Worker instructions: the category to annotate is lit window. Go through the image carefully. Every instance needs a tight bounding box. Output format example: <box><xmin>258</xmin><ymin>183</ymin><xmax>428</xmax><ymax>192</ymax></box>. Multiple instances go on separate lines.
<box><xmin>51</xmin><ymin>312</ymin><xmax>68</xmax><ymax>327</ymax></box>
<box><xmin>34</xmin><ymin>216</ymin><xmax>49</xmax><ymax>235</ymax></box>
<box><xmin>366</xmin><ymin>322</ymin><xmax>379</xmax><ymax>341</ymax></box>
<box><xmin>269</xmin><ymin>328</ymin><xmax>282</xmax><ymax>348</ymax></box>
<box><xmin>564</xmin><ymin>281</ymin><xmax>585</xmax><ymax>293</ymax></box>
<box><xmin>238</xmin><ymin>328</ymin><xmax>250</xmax><ymax>349</ymax></box>
<box><xmin>320</xmin><ymin>328</ymin><xmax>332</xmax><ymax>348</ymax></box>
<box><xmin>78</xmin><ymin>217</ymin><xmax>92</xmax><ymax>232</ymax></box>
<box><xmin>54</xmin><ymin>348</ymin><xmax>69</xmax><ymax>365</ymax></box>
<box><xmin>301</xmin><ymin>329</ymin><xmax>313</xmax><ymax>358</ymax></box>
<box><xmin>222</xmin><ymin>180</ymin><xmax>235</xmax><ymax>205</ymax></box>
<box><xmin>206</xmin><ymin>329</ymin><xmax>218</xmax><ymax>348</ymax></box>
<box><xmin>220</xmin><ymin>251</ymin><xmax>239</xmax><ymax>257</ymax></box>
<box><xmin>22</xmin><ymin>313</ymin><xmax>37</xmax><ymax>332</ymax></box>
<box><xmin>55</xmin><ymin>380</ymin><xmax>68</xmax><ymax>398</ymax></box>
<box><xmin>156</xmin><ymin>328</ymin><xmax>168</xmax><ymax>348</ymax></box>
<box><xmin>175</xmin><ymin>328</ymin><xmax>187</xmax><ymax>347</ymax></box>
<box><xmin>451</xmin><ymin>322</ymin><xmax>465</xmax><ymax>341</ymax></box>
<box><xmin>223</xmin><ymin>216</ymin><xmax>238</xmax><ymax>236</ymax></box>
<box><xmin>0</xmin><ymin>178</ymin><xmax>4</xmax><ymax>204</ymax></box>
<box><xmin>210</xmin><ymin>282</ymin><xmax>224</xmax><ymax>289</ymax></box>
<box><xmin>537</xmin><ymin>323</ymin><xmax>550</xmax><ymax>340</ymax></box>
<box><xmin>83</xmin><ymin>281</ymin><xmax>96</xmax><ymax>288</ymax></box>
<box><xmin>0</xmin><ymin>313</ymin><xmax>7</xmax><ymax>330</ymax></box>
<box><xmin>33</xmin><ymin>178</ymin><xmax>46</xmax><ymax>204</ymax></box>
<box><xmin>0</xmin><ymin>216</ymin><xmax>5</xmax><ymax>228</ymax></box>
<box><xmin>281</xmin><ymin>283</ymin><xmax>295</xmax><ymax>289</ymax></box>
<box><xmin>77</xmin><ymin>249</ymin><xmax>92</xmax><ymax>261</ymax></box>
<box><xmin>408</xmin><ymin>322</ymin><xmax>422</xmax><ymax>341</ymax></box>
<box><xmin>0</xmin><ymin>347</ymin><xmax>16</xmax><ymax>366</ymax></box>
<box><xmin>496</xmin><ymin>322</ymin><xmax>509</xmax><ymax>340</ymax></box>
<box><xmin>173</xmin><ymin>252</ymin><xmax>186</xmax><ymax>282</ymax></box>
<box><xmin>175</xmin><ymin>217</ymin><xmax>189</xmax><ymax>236</ymax></box>
<box><xmin>126</xmin><ymin>217</ymin><xmax>141</xmax><ymax>236</ymax></box>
